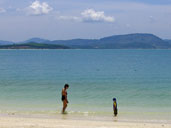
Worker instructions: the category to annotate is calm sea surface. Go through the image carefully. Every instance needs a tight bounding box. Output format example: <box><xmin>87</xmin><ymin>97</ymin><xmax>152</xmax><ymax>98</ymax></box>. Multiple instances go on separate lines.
<box><xmin>0</xmin><ymin>50</ymin><xmax>171</xmax><ymax>121</ymax></box>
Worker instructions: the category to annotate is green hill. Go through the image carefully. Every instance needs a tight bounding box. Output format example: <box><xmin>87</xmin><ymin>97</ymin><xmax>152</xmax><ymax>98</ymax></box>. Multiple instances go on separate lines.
<box><xmin>0</xmin><ymin>42</ymin><xmax>70</xmax><ymax>49</ymax></box>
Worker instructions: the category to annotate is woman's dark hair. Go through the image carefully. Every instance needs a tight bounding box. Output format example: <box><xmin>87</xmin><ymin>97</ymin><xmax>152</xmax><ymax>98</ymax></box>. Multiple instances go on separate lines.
<box><xmin>64</xmin><ymin>84</ymin><xmax>69</xmax><ymax>89</ymax></box>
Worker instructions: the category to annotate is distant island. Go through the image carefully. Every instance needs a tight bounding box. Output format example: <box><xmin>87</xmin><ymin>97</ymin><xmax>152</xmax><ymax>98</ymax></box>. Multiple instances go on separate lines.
<box><xmin>0</xmin><ymin>43</ymin><xmax>69</xmax><ymax>49</ymax></box>
<box><xmin>0</xmin><ymin>33</ymin><xmax>171</xmax><ymax>49</ymax></box>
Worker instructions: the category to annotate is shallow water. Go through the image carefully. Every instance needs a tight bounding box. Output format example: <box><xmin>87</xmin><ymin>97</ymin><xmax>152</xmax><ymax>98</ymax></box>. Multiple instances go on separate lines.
<box><xmin>0</xmin><ymin>49</ymin><xmax>171</xmax><ymax>121</ymax></box>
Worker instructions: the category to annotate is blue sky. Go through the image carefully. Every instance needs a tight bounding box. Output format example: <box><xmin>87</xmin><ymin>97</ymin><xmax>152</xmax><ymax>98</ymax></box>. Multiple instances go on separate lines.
<box><xmin>0</xmin><ymin>0</ymin><xmax>171</xmax><ymax>41</ymax></box>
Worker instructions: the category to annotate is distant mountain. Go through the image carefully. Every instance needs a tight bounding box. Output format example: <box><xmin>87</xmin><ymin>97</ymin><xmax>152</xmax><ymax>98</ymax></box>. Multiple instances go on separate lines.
<box><xmin>46</xmin><ymin>39</ymin><xmax>98</xmax><ymax>49</ymax></box>
<box><xmin>95</xmin><ymin>33</ymin><xmax>170</xmax><ymax>49</ymax></box>
<box><xmin>19</xmin><ymin>38</ymin><xmax>50</xmax><ymax>44</ymax></box>
<box><xmin>0</xmin><ymin>40</ymin><xmax>14</xmax><ymax>45</ymax></box>
<box><xmin>45</xmin><ymin>33</ymin><xmax>171</xmax><ymax>49</ymax></box>
<box><xmin>165</xmin><ymin>39</ymin><xmax>171</xmax><ymax>44</ymax></box>
<box><xmin>1</xmin><ymin>33</ymin><xmax>171</xmax><ymax>49</ymax></box>
<box><xmin>0</xmin><ymin>42</ymin><xmax>70</xmax><ymax>49</ymax></box>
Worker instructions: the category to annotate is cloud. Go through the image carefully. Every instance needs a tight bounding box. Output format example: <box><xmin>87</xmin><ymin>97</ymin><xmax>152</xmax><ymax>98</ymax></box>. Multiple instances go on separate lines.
<box><xmin>27</xmin><ymin>0</ymin><xmax>53</xmax><ymax>15</ymax></box>
<box><xmin>81</xmin><ymin>9</ymin><xmax>114</xmax><ymax>23</ymax></box>
<box><xmin>0</xmin><ymin>8</ymin><xmax>6</xmax><ymax>13</ymax></box>
<box><xmin>58</xmin><ymin>9</ymin><xmax>115</xmax><ymax>23</ymax></box>
<box><xmin>58</xmin><ymin>16</ymin><xmax>81</xmax><ymax>22</ymax></box>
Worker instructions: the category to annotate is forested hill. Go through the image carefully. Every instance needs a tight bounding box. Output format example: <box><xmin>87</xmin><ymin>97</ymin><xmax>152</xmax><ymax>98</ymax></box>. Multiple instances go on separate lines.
<box><xmin>43</xmin><ymin>33</ymin><xmax>171</xmax><ymax>49</ymax></box>
<box><xmin>0</xmin><ymin>43</ymin><xmax>70</xmax><ymax>49</ymax></box>
<box><xmin>0</xmin><ymin>33</ymin><xmax>171</xmax><ymax>49</ymax></box>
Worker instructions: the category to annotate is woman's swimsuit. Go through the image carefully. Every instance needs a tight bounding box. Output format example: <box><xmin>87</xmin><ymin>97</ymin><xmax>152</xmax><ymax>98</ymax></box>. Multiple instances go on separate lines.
<box><xmin>62</xmin><ymin>95</ymin><xmax>65</xmax><ymax>101</ymax></box>
<box><xmin>61</xmin><ymin>91</ymin><xmax>67</xmax><ymax>101</ymax></box>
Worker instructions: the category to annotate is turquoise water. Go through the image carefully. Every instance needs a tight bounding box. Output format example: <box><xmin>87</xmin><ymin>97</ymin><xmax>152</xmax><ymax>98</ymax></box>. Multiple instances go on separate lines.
<box><xmin>0</xmin><ymin>50</ymin><xmax>171</xmax><ymax>121</ymax></box>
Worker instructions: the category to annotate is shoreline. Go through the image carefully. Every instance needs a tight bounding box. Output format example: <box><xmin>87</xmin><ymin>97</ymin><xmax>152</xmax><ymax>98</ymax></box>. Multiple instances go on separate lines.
<box><xmin>0</xmin><ymin>114</ymin><xmax>171</xmax><ymax>128</ymax></box>
<box><xmin>0</xmin><ymin>112</ymin><xmax>170</xmax><ymax>124</ymax></box>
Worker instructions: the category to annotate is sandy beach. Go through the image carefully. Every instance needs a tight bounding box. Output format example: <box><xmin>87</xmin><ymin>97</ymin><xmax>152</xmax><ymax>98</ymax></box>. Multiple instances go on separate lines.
<box><xmin>0</xmin><ymin>115</ymin><xmax>170</xmax><ymax>128</ymax></box>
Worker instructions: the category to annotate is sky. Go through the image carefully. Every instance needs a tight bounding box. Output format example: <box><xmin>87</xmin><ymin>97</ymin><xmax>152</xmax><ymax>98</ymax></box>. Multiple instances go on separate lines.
<box><xmin>0</xmin><ymin>0</ymin><xmax>171</xmax><ymax>42</ymax></box>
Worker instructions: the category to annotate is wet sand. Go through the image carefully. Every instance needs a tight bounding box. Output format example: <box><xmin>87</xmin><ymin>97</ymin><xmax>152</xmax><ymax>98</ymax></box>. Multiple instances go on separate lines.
<box><xmin>0</xmin><ymin>115</ymin><xmax>170</xmax><ymax>128</ymax></box>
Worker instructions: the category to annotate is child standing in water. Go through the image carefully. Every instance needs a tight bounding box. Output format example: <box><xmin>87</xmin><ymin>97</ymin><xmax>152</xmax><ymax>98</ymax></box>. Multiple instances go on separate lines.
<box><xmin>113</xmin><ymin>98</ymin><xmax>118</xmax><ymax>116</ymax></box>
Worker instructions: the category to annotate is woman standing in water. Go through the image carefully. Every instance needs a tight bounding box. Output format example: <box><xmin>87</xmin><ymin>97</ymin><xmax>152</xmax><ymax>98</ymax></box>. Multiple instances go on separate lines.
<box><xmin>61</xmin><ymin>84</ymin><xmax>69</xmax><ymax>114</ymax></box>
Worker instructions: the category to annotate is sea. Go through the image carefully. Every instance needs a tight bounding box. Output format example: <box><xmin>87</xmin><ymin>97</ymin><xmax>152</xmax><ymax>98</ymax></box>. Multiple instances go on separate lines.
<box><xmin>0</xmin><ymin>49</ymin><xmax>171</xmax><ymax>123</ymax></box>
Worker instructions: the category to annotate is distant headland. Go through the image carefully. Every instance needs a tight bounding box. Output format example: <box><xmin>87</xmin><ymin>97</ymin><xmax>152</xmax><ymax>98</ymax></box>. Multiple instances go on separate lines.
<box><xmin>0</xmin><ymin>33</ymin><xmax>171</xmax><ymax>49</ymax></box>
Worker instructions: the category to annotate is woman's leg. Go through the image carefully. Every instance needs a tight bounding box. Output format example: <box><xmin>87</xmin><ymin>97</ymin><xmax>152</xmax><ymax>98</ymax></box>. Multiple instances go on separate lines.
<box><xmin>62</xmin><ymin>100</ymin><xmax>67</xmax><ymax>113</ymax></box>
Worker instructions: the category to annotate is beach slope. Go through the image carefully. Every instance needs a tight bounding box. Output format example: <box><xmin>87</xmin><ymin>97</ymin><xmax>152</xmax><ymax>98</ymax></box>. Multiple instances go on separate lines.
<box><xmin>0</xmin><ymin>116</ymin><xmax>170</xmax><ymax>128</ymax></box>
